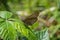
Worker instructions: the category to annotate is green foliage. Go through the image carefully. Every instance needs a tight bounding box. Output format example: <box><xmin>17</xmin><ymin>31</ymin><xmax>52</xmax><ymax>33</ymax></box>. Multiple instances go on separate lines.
<box><xmin>0</xmin><ymin>11</ymin><xmax>49</xmax><ymax>40</ymax></box>
<box><xmin>0</xmin><ymin>0</ymin><xmax>60</xmax><ymax>40</ymax></box>
<box><xmin>35</xmin><ymin>28</ymin><xmax>49</xmax><ymax>40</ymax></box>
<box><xmin>0</xmin><ymin>21</ymin><xmax>17</xmax><ymax>40</ymax></box>
<box><xmin>30</xmin><ymin>21</ymin><xmax>39</xmax><ymax>29</ymax></box>
<box><xmin>0</xmin><ymin>11</ymin><xmax>17</xmax><ymax>40</ymax></box>
<box><xmin>0</xmin><ymin>11</ymin><xmax>12</xmax><ymax>19</ymax></box>
<box><xmin>13</xmin><ymin>19</ymin><xmax>37</xmax><ymax>40</ymax></box>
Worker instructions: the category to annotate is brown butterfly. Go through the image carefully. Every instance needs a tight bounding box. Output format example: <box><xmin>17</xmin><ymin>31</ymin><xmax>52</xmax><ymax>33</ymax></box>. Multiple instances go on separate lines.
<box><xmin>23</xmin><ymin>11</ymin><xmax>39</xmax><ymax>25</ymax></box>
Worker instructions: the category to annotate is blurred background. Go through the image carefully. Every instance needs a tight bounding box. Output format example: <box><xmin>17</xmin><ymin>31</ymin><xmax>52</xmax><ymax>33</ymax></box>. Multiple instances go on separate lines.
<box><xmin>0</xmin><ymin>0</ymin><xmax>60</xmax><ymax>40</ymax></box>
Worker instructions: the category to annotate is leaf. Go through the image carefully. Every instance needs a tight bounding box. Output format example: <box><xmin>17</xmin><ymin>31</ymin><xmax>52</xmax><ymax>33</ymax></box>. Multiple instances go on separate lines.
<box><xmin>13</xmin><ymin>19</ymin><xmax>37</xmax><ymax>40</ymax></box>
<box><xmin>31</xmin><ymin>21</ymin><xmax>39</xmax><ymax>29</ymax></box>
<box><xmin>0</xmin><ymin>18</ymin><xmax>4</xmax><ymax>22</ymax></box>
<box><xmin>0</xmin><ymin>11</ymin><xmax>12</xmax><ymax>19</ymax></box>
<box><xmin>0</xmin><ymin>11</ymin><xmax>17</xmax><ymax>40</ymax></box>
<box><xmin>0</xmin><ymin>21</ymin><xmax>17</xmax><ymax>40</ymax></box>
<box><xmin>35</xmin><ymin>28</ymin><xmax>50</xmax><ymax>40</ymax></box>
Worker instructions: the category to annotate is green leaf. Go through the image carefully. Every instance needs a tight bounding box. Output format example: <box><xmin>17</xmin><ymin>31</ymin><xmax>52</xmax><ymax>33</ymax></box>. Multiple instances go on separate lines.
<box><xmin>35</xmin><ymin>29</ymin><xmax>50</xmax><ymax>40</ymax></box>
<box><xmin>0</xmin><ymin>11</ymin><xmax>12</xmax><ymax>19</ymax></box>
<box><xmin>31</xmin><ymin>21</ymin><xmax>39</xmax><ymax>29</ymax></box>
<box><xmin>0</xmin><ymin>11</ymin><xmax>19</xmax><ymax>40</ymax></box>
<box><xmin>13</xmin><ymin>19</ymin><xmax>37</xmax><ymax>40</ymax></box>
<box><xmin>0</xmin><ymin>21</ymin><xmax>17</xmax><ymax>40</ymax></box>
<box><xmin>0</xmin><ymin>18</ymin><xmax>4</xmax><ymax>22</ymax></box>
